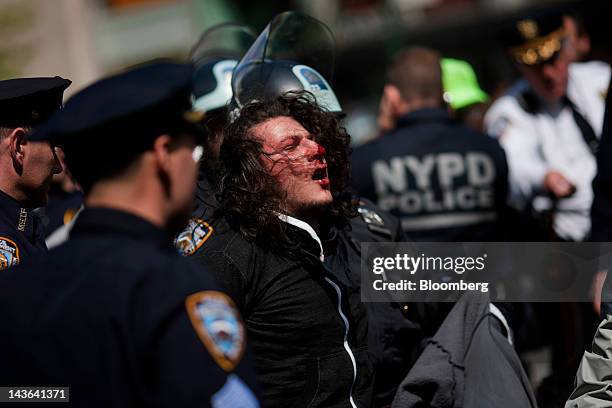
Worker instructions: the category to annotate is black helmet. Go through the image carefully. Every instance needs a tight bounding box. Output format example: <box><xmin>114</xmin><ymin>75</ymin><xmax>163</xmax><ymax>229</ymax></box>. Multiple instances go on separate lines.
<box><xmin>231</xmin><ymin>11</ymin><xmax>342</xmax><ymax>114</ymax></box>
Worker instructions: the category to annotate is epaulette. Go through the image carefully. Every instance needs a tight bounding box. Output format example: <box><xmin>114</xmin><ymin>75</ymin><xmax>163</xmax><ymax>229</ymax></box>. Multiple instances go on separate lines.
<box><xmin>357</xmin><ymin>201</ymin><xmax>392</xmax><ymax>238</ymax></box>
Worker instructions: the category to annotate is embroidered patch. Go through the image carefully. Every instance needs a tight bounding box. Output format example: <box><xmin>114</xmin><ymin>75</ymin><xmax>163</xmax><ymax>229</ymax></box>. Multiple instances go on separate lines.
<box><xmin>186</xmin><ymin>291</ymin><xmax>246</xmax><ymax>371</ymax></box>
<box><xmin>211</xmin><ymin>374</ymin><xmax>259</xmax><ymax>408</ymax></box>
<box><xmin>0</xmin><ymin>236</ymin><xmax>20</xmax><ymax>271</ymax></box>
<box><xmin>175</xmin><ymin>218</ymin><xmax>213</xmax><ymax>256</ymax></box>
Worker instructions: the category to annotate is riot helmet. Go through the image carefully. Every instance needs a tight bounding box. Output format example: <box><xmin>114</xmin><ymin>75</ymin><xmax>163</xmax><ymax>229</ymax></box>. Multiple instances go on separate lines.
<box><xmin>231</xmin><ymin>11</ymin><xmax>342</xmax><ymax>115</ymax></box>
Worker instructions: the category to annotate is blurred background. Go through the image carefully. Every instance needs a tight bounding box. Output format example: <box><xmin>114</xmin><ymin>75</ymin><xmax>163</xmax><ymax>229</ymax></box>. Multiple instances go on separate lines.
<box><xmin>1</xmin><ymin>0</ymin><xmax>609</xmax><ymax>144</ymax></box>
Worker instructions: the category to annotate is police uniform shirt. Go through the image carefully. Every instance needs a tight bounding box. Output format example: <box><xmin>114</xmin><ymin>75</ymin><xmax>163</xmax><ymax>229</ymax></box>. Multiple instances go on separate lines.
<box><xmin>0</xmin><ymin>76</ymin><xmax>70</xmax><ymax>269</ymax></box>
<box><xmin>351</xmin><ymin>107</ymin><xmax>508</xmax><ymax>241</ymax></box>
<box><xmin>0</xmin><ymin>189</ymin><xmax>47</xmax><ymax>270</ymax></box>
<box><xmin>0</xmin><ymin>208</ymin><xmax>259</xmax><ymax>407</ymax></box>
<box><xmin>485</xmin><ymin>61</ymin><xmax>611</xmax><ymax>241</ymax></box>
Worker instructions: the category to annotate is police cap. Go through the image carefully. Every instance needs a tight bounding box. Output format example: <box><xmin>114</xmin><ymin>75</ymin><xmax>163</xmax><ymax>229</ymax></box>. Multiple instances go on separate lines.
<box><xmin>31</xmin><ymin>60</ymin><xmax>203</xmax><ymax>190</ymax></box>
<box><xmin>0</xmin><ymin>76</ymin><xmax>71</xmax><ymax>127</ymax></box>
<box><xmin>502</xmin><ymin>12</ymin><xmax>566</xmax><ymax>66</ymax></box>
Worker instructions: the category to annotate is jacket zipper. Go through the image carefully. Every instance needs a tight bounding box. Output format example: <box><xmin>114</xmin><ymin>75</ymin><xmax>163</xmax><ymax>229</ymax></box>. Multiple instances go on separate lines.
<box><xmin>324</xmin><ymin>276</ymin><xmax>358</xmax><ymax>408</ymax></box>
<box><xmin>277</xmin><ymin>214</ymin><xmax>359</xmax><ymax>407</ymax></box>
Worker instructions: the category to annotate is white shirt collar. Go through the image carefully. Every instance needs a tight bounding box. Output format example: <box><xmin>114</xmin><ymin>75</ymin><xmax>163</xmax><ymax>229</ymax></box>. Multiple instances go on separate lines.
<box><xmin>276</xmin><ymin>213</ymin><xmax>324</xmax><ymax>261</ymax></box>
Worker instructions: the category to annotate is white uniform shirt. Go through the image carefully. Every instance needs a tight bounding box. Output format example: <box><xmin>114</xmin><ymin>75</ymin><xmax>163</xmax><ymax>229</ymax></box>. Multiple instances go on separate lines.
<box><xmin>485</xmin><ymin>61</ymin><xmax>610</xmax><ymax>241</ymax></box>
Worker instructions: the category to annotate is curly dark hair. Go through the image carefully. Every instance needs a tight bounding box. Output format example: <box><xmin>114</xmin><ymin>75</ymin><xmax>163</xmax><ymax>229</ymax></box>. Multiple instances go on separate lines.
<box><xmin>217</xmin><ymin>91</ymin><xmax>357</xmax><ymax>256</ymax></box>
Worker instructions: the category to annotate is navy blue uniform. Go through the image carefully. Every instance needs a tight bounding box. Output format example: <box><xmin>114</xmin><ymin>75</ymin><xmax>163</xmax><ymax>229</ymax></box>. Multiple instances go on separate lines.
<box><xmin>0</xmin><ymin>208</ymin><xmax>259</xmax><ymax>407</ymax></box>
<box><xmin>41</xmin><ymin>187</ymin><xmax>83</xmax><ymax>238</ymax></box>
<box><xmin>351</xmin><ymin>108</ymin><xmax>508</xmax><ymax>241</ymax></box>
<box><xmin>0</xmin><ymin>189</ymin><xmax>47</xmax><ymax>270</ymax></box>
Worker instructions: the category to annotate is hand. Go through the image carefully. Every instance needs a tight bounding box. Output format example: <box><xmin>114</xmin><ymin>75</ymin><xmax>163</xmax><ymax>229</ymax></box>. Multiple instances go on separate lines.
<box><xmin>543</xmin><ymin>170</ymin><xmax>576</xmax><ymax>198</ymax></box>
<box><xmin>592</xmin><ymin>270</ymin><xmax>608</xmax><ymax>317</ymax></box>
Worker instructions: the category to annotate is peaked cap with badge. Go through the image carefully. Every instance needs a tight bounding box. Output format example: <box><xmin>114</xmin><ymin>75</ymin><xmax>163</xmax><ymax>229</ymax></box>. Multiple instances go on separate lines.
<box><xmin>0</xmin><ymin>76</ymin><xmax>71</xmax><ymax>128</ymax></box>
<box><xmin>31</xmin><ymin>61</ymin><xmax>205</xmax><ymax>191</ymax></box>
<box><xmin>503</xmin><ymin>12</ymin><xmax>566</xmax><ymax>66</ymax></box>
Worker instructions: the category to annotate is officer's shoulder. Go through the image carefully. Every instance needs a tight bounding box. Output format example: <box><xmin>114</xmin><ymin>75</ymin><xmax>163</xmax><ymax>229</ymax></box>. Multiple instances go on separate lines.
<box><xmin>352</xmin><ymin>199</ymin><xmax>400</xmax><ymax>240</ymax></box>
<box><xmin>179</xmin><ymin>216</ymin><xmax>256</xmax><ymax>268</ymax></box>
<box><xmin>569</xmin><ymin>60</ymin><xmax>610</xmax><ymax>82</ymax></box>
<box><xmin>485</xmin><ymin>81</ymin><xmax>532</xmax><ymax>137</ymax></box>
<box><xmin>460</xmin><ymin>124</ymin><xmax>506</xmax><ymax>152</ymax></box>
<box><xmin>486</xmin><ymin>81</ymin><xmax>530</xmax><ymax>118</ymax></box>
<box><xmin>352</xmin><ymin>134</ymin><xmax>389</xmax><ymax>159</ymax></box>
<box><xmin>569</xmin><ymin>61</ymin><xmax>610</xmax><ymax>100</ymax></box>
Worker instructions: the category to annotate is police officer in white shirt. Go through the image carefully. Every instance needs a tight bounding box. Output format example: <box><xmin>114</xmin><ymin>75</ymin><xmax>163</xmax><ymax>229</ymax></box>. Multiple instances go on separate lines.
<box><xmin>485</xmin><ymin>12</ymin><xmax>610</xmax><ymax>241</ymax></box>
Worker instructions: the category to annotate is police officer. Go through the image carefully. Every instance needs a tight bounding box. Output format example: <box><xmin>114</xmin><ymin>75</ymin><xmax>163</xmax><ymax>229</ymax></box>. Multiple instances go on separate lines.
<box><xmin>175</xmin><ymin>24</ymin><xmax>255</xmax><ymax>256</ymax></box>
<box><xmin>484</xmin><ymin>12</ymin><xmax>610</xmax><ymax>242</ymax></box>
<box><xmin>0</xmin><ymin>61</ymin><xmax>259</xmax><ymax>407</ymax></box>
<box><xmin>0</xmin><ymin>77</ymin><xmax>70</xmax><ymax>270</ymax></box>
<box><xmin>352</xmin><ymin>47</ymin><xmax>509</xmax><ymax>241</ymax></box>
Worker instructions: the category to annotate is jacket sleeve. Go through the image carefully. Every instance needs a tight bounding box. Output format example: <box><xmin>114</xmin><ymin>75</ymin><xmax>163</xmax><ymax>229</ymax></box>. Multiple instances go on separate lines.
<box><xmin>590</xmin><ymin>79</ymin><xmax>612</xmax><ymax>241</ymax></box>
<box><xmin>485</xmin><ymin>100</ymin><xmax>549</xmax><ymax>210</ymax></box>
<box><xmin>566</xmin><ymin>316</ymin><xmax>612</xmax><ymax>407</ymax></box>
<box><xmin>197</xmin><ymin>250</ymin><xmax>249</xmax><ymax>312</ymax></box>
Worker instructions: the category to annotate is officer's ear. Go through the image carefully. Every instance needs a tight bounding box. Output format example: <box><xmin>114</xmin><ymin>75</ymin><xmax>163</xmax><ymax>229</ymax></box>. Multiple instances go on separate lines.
<box><xmin>382</xmin><ymin>85</ymin><xmax>408</xmax><ymax>118</ymax></box>
<box><xmin>8</xmin><ymin>128</ymin><xmax>28</xmax><ymax>170</ymax></box>
<box><xmin>152</xmin><ymin>134</ymin><xmax>173</xmax><ymax>173</ymax></box>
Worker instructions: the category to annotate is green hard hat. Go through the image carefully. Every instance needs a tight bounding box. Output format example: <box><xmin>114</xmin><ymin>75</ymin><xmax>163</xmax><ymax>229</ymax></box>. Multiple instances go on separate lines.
<box><xmin>441</xmin><ymin>58</ymin><xmax>489</xmax><ymax>110</ymax></box>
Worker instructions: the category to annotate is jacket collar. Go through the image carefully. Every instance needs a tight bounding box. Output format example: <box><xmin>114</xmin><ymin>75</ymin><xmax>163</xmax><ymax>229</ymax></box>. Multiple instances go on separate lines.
<box><xmin>277</xmin><ymin>213</ymin><xmax>324</xmax><ymax>261</ymax></box>
<box><xmin>0</xmin><ymin>189</ymin><xmax>36</xmax><ymax>238</ymax></box>
<box><xmin>394</xmin><ymin>107</ymin><xmax>452</xmax><ymax>130</ymax></box>
<box><xmin>71</xmin><ymin>207</ymin><xmax>172</xmax><ymax>250</ymax></box>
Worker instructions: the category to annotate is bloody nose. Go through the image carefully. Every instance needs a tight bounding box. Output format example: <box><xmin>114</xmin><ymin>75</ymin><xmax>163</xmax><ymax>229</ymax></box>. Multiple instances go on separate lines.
<box><xmin>317</xmin><ymin>145</ymin><xmax>326</xmax><ymax>156</ymax></box>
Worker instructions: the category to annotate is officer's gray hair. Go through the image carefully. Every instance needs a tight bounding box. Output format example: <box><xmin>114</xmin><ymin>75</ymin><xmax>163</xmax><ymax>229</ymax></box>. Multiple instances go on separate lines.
<box><xmin>386</xmin><ymin>47</ymin><xmax>443</xmax><ymax>103</ymax></box>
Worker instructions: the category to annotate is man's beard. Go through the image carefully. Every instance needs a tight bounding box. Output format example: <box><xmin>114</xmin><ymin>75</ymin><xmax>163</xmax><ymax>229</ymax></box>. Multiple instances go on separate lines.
<box><xmin>290</xmin><ymin>199</ymin><xmax>332</xmax><ymax>221</ymax></box>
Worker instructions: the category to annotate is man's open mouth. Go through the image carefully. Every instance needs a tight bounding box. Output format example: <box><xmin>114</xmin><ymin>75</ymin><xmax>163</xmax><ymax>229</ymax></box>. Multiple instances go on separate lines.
<box><xmin>312</xmin><ymin>166</ymin><xmax>330</xmax><ymax>186</ymax></box>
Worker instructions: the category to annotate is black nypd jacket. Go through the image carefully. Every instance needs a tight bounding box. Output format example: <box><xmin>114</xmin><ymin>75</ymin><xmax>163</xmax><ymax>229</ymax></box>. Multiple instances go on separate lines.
<box><xmin>195</xmin><ymin>215</ymin><xmax>374</xmax><ymax>408</ymax></box>
<box><xmin>0</xmin><ymin>208</ymin><xmax>259</xmax><ymax>407</ymax></box>
<box><xmin>351</xmin><ymin>108</ymin><xmax>508</xmax><ymax>241</ymax></box>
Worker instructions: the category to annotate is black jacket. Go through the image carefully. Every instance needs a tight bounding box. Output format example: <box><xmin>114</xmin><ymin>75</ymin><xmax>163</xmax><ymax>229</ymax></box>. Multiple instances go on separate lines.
<box><xmin>194</xmin><ymin>216</ymin><xmax>373</xmax><ymax>407</ymax></box>
<box><xmin>0</xmin><ymin>189</ymin><xmax>47</xmax><ymax>270</ymax></box>
<box><xmin>351</xmin><ymin>108</ymin><xmax>508</xmax><ymax>241</ymax></box>
<box><xmin>0</xmin><ymin>208</ymin><xmax>259</xmax><ymax>407</ymax></box>
<box><xmin>337</xmin><ymin>199</ymin><xmax>427</xmax><ymax>407</ymax></box>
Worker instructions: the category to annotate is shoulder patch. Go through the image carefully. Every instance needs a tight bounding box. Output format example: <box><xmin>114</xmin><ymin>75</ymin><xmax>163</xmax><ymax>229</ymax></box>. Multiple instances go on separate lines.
<box><xmin>186</xmin><ymin>291</ymin><xmax>246</xmax><ymax>372</ymax></box>
<box><xmin>175</xmin><ymin>218</ymin><xmax>213</xmax><ymax>256</ymax></box>
<box><xmin>489</xmin><ymin>116</ymin><xmax>510</xmax><ymax>139</ymax></box>
<box><xmin>0</xmin><ymin>236</ymin><xmax>20</xmax><ymax>271</ymax></box>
